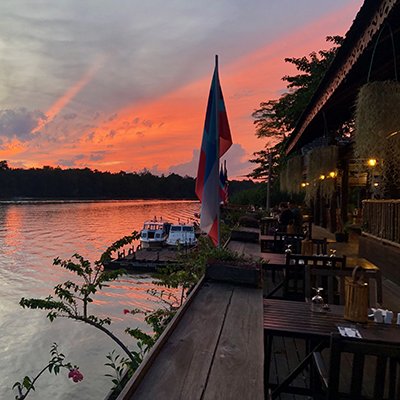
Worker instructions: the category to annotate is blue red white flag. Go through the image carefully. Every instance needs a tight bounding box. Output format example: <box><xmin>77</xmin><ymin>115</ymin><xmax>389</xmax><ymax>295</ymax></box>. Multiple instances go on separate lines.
<box><xmin>195</xmin><ymin>56</ymin><xmax>232</xmax><ymax>246</ymax></box>
<box><xmin>219</xmin><ymin>160</ymin><xmax>228</xmax><ymax>205</ymax></box>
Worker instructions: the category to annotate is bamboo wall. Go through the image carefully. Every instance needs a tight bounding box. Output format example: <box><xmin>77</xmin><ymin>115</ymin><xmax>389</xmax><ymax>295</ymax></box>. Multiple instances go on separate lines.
<box><xmin>362</xmin><ymin>200</ymin><xmax>400</xmax><ymax>244</ymax></box>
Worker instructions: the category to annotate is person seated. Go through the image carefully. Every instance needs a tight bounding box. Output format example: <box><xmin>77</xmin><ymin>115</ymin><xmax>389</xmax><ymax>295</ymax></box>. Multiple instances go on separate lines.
<box><xmin>288</xmin><ymin>201</ymin><xmax>303</xmax><ymax>234</ymax></box>
<box><xmin>278</xmin><ymin>202</ymin><xmax>293</xmax><ymax>232</ymax></box>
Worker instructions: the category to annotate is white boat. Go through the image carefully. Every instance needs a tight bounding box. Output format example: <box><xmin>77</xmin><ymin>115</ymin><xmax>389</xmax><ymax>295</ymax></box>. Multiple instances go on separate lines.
<box><xmin>140</xmin><ymin>219</ymin><xmax>171</xmax><ymax>248</ymax></box>
<box><xmin>166</xmin><ymin>222</ymin><xmax>197</xmax><ymax>247</ymax></box>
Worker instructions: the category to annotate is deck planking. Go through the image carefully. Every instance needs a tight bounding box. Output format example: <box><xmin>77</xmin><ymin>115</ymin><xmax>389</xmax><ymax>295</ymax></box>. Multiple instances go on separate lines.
<box><xmin>118</xmin><ymin>282</ymin><xmax>264</xmax><ymax>400</ymax></box>
<box><xmin>202</xmin><ymin>286</ymin><xmax>263</xmax><ymax>400</ymax></box>
<box><xmin>105</xmin><ymin>247</ymin><xmax>194</xmax><ymax>271</ymax></box>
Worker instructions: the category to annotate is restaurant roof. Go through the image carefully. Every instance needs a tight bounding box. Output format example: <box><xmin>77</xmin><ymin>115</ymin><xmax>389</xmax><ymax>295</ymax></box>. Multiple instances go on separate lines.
<box><xmin>286</xmin><ymin>0</ymin><xmax>400</xmax><ymax>155</ymax></box>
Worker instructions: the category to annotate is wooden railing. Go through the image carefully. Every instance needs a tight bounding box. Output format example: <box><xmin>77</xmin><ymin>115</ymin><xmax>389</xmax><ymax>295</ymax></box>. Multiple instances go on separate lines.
<box><xmin>362</xmin><ymin>200</ymin><xmax>400</xmax><ymax>245</ymax></box>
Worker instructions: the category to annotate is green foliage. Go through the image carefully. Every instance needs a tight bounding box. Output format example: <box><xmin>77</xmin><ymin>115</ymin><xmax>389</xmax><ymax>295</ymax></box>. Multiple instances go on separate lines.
<box><xmin>253</xmin><ymin>36</ymin><xmax>343</xmax><ymax>140</ymax></box>
<box><xmin>0</xmin><ymin>163</ymin><xmax>258</xmax><ymax>200</ymax></box>
<box><xmin>230</xmin><ymin>188</ymin><xmax>264</xmax><ymax>206</ymax></box>
<box><xmin>19</xmin><ymin>232</ymin><xmax>140</xmax><ymax>363</ymax></box>
<box><xmin>152</xmin><ymin>236</ymin><xmax>217</xmax><ymax>294</ymax></box>
<box><xmin>251</xmin><ymin>36</ymin><xmax>343</xmax><ymax>184</ymax></box>
<box><xmin>0</xmin><ymin>160</ymin><xmax>9</xmax><ymax>170</ymax></box>
<box><xmin>17</xmin><ymin>231</ymin><xmax>185</xmax><ymax>397</ymax></box>
<box><xmin>104</xmin><ymin>351</ymin><xmax>130</xmax><ymax>393</ymax></box>
<box><xmin>13</xmin><ymin>343</ymin><xmax>78</xmax><ymax>400</ymax></box>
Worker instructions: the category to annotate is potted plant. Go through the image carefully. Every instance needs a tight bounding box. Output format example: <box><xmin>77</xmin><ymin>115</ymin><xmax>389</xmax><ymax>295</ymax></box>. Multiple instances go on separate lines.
<box><xmin>200</xmin><ymin>241</ymin><xmax>263</xmax><ymax>288</ymax></box>
<box><xmin>335</xmin><ymin>230</ymin><xmax>349</xmax><ymax>243</ymax></box>
<box><xmin>335</xmin><ymin>214</ymin><xmax>349</xmax><ymax>242</ymax></box>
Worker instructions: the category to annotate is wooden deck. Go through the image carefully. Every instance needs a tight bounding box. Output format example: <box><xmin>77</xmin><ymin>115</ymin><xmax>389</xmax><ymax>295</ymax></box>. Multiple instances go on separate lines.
<box><xmin>117</xmin><ymin>280</ymin><xmax>264</xmax><ymax>400</ymax></box>
<box><xmin>114</xmin><ymin>224</ymin><xmax>400</xmax><ymax>400</ymax></box>
<box><xmin>230</xmin><ymin>227</ymin><xmax>400</xmax><ymax>399</ymax></box>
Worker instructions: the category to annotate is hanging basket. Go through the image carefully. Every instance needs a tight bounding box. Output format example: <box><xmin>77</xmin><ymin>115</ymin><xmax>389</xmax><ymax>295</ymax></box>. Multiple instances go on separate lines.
<box><xmin>355</xmin><ymin>81</ymin><xmax>400</xmax><ymax>159</ymax></box>
<box><xmin>355</xmin><ymin>81</ymin><xmax>400</xmax><ymax>191</ymax></box>
<box><xmin>344</xmin><ymin>266</ymin><xmax>369</xmax><ymax>323</ymax></box>
<box><xmin>280</xmin><ymin>155</ymin><xmax>303</xmax><ymax>194</ymax></box>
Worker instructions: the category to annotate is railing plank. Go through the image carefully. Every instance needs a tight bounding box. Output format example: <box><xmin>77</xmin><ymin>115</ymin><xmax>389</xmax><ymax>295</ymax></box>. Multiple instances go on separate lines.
<box><xmin>362</xmin><ymin>200</ymin><xmax>400</xmax><ymax>245</ymax></box>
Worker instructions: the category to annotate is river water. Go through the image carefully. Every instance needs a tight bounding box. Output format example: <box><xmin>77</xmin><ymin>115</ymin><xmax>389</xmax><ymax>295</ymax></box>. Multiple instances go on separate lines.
<box><xmin>0</xmin><ymin>200</ymin><xmax>199</xmax><ymax>400</ymax></box>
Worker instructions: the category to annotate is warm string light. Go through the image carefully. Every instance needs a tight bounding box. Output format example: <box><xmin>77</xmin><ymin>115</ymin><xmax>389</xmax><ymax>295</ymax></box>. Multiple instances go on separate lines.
<box><xmin>368</xmin><ymin>158</ymin><xmax>377</xmax><ymax>167</ymax></box>
<box><xmin>300</xmin><ymin>171</ymin><xmax>337</xmax><ymax>186</ymax></box>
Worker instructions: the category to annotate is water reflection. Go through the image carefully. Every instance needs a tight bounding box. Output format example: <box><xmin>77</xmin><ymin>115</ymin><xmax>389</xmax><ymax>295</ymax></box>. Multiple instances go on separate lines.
<box><xmin>0</xmin><ymin>200</ymin><xmax>199</xmax><ymax>399</ymax></box>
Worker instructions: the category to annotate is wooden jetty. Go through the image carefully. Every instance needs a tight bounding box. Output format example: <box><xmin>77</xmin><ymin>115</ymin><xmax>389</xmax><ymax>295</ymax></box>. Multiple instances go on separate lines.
<box><xmin>104</xmin><ymin>246</ymin><xmax>194</xmax><ymax>272</ymax></box>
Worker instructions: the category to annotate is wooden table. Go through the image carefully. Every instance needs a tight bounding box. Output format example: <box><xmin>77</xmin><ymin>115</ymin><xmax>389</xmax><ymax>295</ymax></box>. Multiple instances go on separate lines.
<box><xmin>263</xmin><ymin>299</ymin><xmax>400</xmax><ymax>398</ymax></box>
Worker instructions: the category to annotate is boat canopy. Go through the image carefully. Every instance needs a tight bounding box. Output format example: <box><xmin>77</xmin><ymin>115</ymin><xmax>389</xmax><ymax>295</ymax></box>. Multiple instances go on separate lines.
<box><xmin>143</xmin><ymin>222</ymin><xmax>165</xmax><ymax>230</ymax></box>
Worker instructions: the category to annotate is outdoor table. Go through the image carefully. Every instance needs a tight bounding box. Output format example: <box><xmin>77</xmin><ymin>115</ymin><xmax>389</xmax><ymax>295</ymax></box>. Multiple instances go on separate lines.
<box><xmin>263</xmin><ymin>298</ymin><xmax>400</xmax><ymax>398</ymax></box>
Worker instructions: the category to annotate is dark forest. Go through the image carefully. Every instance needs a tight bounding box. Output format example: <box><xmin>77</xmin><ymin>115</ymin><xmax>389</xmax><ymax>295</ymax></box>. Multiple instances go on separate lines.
<box><xmin>0</xmin><ymin>162</ymin><xmax>257</xmax><ymax>200</ymax></box>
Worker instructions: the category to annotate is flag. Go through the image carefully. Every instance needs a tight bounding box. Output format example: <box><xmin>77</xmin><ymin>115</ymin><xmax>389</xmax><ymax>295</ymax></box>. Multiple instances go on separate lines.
<box><xmin>195</xmin><ymin>56</ymin><xmax>232</xmax><ymax>245</ymax></box>
<box><xmin>219</xmin><ymin>160</ymin><xmax>229</xmax><ymax>205</ymax></box>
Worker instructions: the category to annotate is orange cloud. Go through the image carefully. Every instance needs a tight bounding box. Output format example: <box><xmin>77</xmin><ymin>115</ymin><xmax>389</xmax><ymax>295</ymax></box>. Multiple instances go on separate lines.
<box><xmin>7</xmin><ymin>2</ymin><xmax>363</xmax><ymax>177</ymax></box>
<box><xmin>0</xmin><ymin>139</ymin><xmax>26</xmax><ymax>157</ymax></box>
<box><xmin>81</xmin><ymin>2</ymin><xmax>361</xmax><ymax>174</ymax></box>
<box><xmin>33</xmin><ymin>56</ymin><xmax>105</xmax><ymax>133</ymax></box>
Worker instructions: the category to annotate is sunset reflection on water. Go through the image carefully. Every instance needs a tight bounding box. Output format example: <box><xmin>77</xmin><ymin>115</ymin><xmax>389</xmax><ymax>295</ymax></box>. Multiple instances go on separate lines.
<box><xmin>0</xmin><ymin>200</ymin><xmax>199</xmax><ymax>400</ymax></box>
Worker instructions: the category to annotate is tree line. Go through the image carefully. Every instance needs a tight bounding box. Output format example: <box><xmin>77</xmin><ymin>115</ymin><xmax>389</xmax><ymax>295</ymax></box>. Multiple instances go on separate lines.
<box><xmin>0</xmin><ymin>162</ymin><xmax>258</xmax><ymax>200</ymax></box>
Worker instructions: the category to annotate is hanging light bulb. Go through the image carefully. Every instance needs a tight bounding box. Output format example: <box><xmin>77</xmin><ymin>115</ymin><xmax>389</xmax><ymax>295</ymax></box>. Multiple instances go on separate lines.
<box><xmin>329</xmin><ymin>171</ymin><xmax>336</xmax><ymax>178</ymax></box>
<box><xmin>367</xmin><ymin>159</ymin><xmax>377</xmax><ymax>167</ymax></box>
<box><xmin>319</xmin><ymin>174</ymin><xmax>325</xmax><ymax>180</ymax></box>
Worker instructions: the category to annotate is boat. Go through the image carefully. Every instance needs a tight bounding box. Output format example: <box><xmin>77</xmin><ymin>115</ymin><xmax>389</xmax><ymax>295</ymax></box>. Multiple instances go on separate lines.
<box><xmin>166</xmin><ymin>222</ymin><xmax>198</xmax><ymax>247</ymax></box>
<box><xmin>140</xmin><ymin>219</ymin><xmax>171</xmax><ymax>248</ymax></box>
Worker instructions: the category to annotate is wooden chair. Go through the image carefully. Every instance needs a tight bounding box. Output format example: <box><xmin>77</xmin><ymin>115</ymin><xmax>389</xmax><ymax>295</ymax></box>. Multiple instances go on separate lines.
<box><xmin>286</xmin><ymin>254</ymin><xmax>347</xmax><ymax>268</ymax></box>
<box><xmin>311</xmin><ymin>238</ymin><xmax>328</xmax><ymax>255</ymax></box>
<box><xmin>283</xmin><ymin>254</ymin><xmax>347</xmax><ymax>300</ymax></box>
<box><xmin>304</xmin><ymin>265</ymin><xmax>383</xmax><ymax>306</ymax></box>
<box><xmin>302</xmin><ymin>218</ymin><xmax>313</xmax><ymax>239</ymax></box>
<box><xmin>314</xmin><ymin>333</ymin><xmax>400</xmax><ymax>399</ymax></box>
<box><xmin>273</xmin><ymin>232</ymin><xmax>305</xmax><ymax>254</ymax></box>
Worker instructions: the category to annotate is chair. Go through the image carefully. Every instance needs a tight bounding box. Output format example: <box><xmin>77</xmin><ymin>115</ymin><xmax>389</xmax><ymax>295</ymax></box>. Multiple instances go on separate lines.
<box><xmin>273</xmin><ymin>232</ymin><xmax>305</xmax><ymax>253</ymax></box>
<box><xmin>283</xmin><ymin>254</ymin><xmax>347</xmax><ymax>300</ymax></box>
<box><xmin>301</xmin><ymin>238</ymin><xmax>328</xmax><ymax>256</ymax></box>
<box><xmin>286</xmin><ymin>254</ymin><xmax>347</xmax><ymax>268</ymax></box>
<box><xmin>304</xmin><ymin>265</ymin><xmax>382</xmax><ymax>306</ymax></box>
<box><xmin>314</xmin><ymin>333</ymin><xmax>400</xmax><ymax>399</ymax></box>
<box><xmin>311</xmin><ymin>238</ymin><xmax>328</xmax><ymax>255</ymax></box>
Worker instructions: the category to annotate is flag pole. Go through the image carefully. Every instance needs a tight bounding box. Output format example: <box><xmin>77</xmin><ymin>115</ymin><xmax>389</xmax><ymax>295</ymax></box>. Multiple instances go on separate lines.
<box><xmin>215</xmin><ymin>54</ymin><xmax>220</xmax><ymax>247</ymax></box>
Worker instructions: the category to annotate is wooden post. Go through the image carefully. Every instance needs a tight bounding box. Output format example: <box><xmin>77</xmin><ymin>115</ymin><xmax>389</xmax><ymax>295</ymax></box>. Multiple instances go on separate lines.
<box><xmin>341</xmin><ymin>160</ymin><xmax>349</xmax><ymax>226</ymax></box>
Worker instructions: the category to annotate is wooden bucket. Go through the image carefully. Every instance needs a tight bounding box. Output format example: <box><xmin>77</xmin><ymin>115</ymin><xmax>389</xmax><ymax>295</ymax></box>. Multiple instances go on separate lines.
<box><xmin>286</xmin><ymin>224</ymin><xmax>295</xmax><ymax>234</ymax></box>
<box><xmin>301</xmin><ymin>240</ymin><xmax>313</xmax><ymax>256</ymax></box>
<box><xmin>344</xmin><ymin>266</ymin><xmax>369</xmax><ymax>323</ymax></box>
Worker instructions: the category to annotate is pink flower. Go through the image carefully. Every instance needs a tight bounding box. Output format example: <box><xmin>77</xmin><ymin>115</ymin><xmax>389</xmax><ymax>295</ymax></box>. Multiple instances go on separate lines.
<box><xmin>68</xmin><ymin>368</ymin><xmax>84</xmax><ymax>383</ymax></box>
<box><xmin>123</xmin><ymin>309</ymin><xmax>130</xmax><ymax>315</ymax></box>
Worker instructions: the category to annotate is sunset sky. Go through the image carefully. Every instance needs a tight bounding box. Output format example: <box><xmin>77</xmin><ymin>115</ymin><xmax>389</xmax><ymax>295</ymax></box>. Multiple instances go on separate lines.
<box><xmin>0</xmin><ymin>0</ymin><xmax>363</xmax><ymax>178</ymax></box>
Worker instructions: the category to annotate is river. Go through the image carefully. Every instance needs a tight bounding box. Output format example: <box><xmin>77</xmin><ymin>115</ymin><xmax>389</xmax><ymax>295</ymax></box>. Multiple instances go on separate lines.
<box><xmin>0</xmin><ymin>200</ymin><xmax>200</xmax><ymax>400</ymax></box>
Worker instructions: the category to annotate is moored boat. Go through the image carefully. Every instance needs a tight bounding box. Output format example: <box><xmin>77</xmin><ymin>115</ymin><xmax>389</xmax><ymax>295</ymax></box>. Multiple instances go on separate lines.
<box><xmin>140</xmin><ymin>219</ymin><xmax>171</xmax><ymax>248</ymax></box>
<box><xmin>166</xmin><ymin>222</ymin><xmax>197</xmax><ymax>247</ymax></box>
